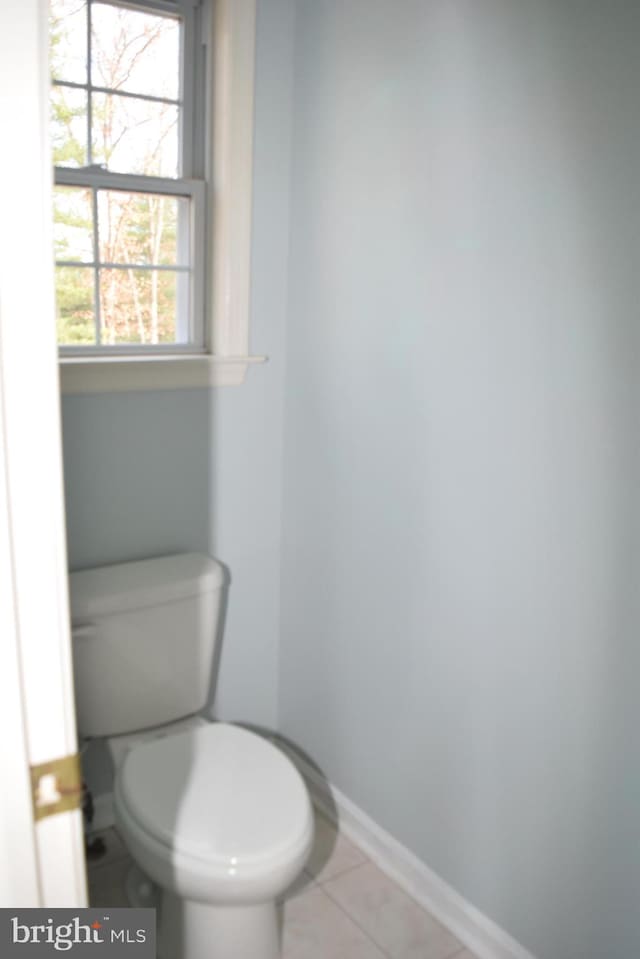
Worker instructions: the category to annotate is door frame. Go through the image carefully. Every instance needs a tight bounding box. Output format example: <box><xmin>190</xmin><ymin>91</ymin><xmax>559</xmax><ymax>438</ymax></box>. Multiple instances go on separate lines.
<box><xmin>0</xmin><ymin>0</ymin><xmax>86</xmax><ymax>907</ymax></box>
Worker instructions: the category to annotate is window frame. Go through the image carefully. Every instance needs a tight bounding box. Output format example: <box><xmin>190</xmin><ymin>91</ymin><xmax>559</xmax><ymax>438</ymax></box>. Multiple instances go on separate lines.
<box><xmin>56</xmin><ymin>0</ymin><xmax>265</xmax><ymax>392</ymax></box>
<box><xmin>54</xmin><ymin>171</ymin><xmax>206</xmax><ymax>357</ymax></box>
<box><xmin>52</xmin><ymin>0</ymin><xmax>205</xmax><ymax>357</ymax></box>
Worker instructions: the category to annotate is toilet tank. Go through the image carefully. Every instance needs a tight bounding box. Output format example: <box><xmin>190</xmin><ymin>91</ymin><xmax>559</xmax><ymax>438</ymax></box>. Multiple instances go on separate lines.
<box><xmin>69</xmin><ymin>553</ymin><xmax>225</xmax><ymax>737</ymax></box>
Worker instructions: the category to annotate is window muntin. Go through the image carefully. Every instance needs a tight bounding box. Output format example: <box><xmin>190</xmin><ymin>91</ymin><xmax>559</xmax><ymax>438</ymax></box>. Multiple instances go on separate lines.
<box><xmin>49</xmin><ymin>0</ymin><xmax>204</xmax><ymax>353</ymax></box>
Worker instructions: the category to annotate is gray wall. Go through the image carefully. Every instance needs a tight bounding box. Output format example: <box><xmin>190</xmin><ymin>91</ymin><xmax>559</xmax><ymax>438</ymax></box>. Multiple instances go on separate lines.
<box><xmin>61</xmin><ymin>0</ymin><xmax>294</xmax><ymax>729</ymax></box>
<box><xmin>278</xmin><ymin>2</ymin><xmax>640</xmax><ymax>958</ymax></box>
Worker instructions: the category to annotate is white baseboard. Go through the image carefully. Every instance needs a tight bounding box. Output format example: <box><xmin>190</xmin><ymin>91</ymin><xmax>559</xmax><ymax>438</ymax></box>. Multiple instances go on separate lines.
<box><xmin>294</xmin><ymin>755</ymin><xmax>538</xmax><ymax>959</ymax></box>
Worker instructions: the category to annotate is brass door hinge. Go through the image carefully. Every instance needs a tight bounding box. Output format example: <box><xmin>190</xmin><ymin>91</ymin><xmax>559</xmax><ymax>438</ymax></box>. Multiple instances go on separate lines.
<box><xmin>30</xmin><ymin>753</ymin><xmax>82</xmax><ymax>822</ymax></box>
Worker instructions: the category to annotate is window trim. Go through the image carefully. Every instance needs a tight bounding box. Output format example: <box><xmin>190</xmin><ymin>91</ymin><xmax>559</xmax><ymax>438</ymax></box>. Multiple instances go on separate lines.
<box><xmin>58</xmin><ymin>0</ymin><xmax>265</xmax><ymax>392</ymax></box>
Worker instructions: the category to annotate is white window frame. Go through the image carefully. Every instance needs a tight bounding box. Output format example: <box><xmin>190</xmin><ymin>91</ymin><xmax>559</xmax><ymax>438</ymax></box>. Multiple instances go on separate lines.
<box><xmin>59</xmin><ymin>0</ymin><xmax>265</xmax><ymax>392</ymax></box>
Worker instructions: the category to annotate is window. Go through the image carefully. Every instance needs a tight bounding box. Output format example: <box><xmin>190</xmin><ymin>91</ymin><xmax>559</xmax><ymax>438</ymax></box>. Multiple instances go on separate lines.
<box><xmin>50</xmin><ymin>0</ymin><xmax>205</xmax><ymax>355</ymax></box>
<box><xmin>51</xmin><ymin>0</ymin><xmax>262</xmax><ymax>392</ymax></box>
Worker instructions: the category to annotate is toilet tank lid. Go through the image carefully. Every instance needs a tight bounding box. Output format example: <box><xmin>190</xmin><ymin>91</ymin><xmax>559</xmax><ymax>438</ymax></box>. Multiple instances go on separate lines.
<box><xmin>69</xmin><ymin>553</ymin><xmax>225</xmax><ymax>621</ymax></box>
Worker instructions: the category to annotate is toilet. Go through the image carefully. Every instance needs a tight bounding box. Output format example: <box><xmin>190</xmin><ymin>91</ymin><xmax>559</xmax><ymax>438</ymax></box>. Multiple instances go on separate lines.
<box><xmin>69</xmin><ymin>553</ymin><xmax>314</xmax><ymax>959</ymax></box>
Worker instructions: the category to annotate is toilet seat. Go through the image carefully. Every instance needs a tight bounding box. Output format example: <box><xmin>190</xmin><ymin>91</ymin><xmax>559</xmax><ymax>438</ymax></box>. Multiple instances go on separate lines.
<box><xmin>118</xmin><ymin>722</ymin><xmax>312</xmax><ymax>873</ymax></box>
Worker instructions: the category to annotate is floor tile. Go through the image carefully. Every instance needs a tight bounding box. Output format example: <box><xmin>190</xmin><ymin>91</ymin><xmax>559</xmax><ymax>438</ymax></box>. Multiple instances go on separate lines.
<box><xmin>323</xmin><ymin>862</ymin><xmax>464</xmax><ymax>959</ymax></box>
<box><xmin>281</xmin><ymin>884</ymin><xmax>387</xmax><ymax>959</ymax></box>
<box><xmin>88</xmin><ymin>856</ymin><xmax>132</xmax><ymax>908</ymax></box>
<box><xmin>305</xmin><ymin>810</ymin><xmax>368</xmax><ymax>883</ymax></box>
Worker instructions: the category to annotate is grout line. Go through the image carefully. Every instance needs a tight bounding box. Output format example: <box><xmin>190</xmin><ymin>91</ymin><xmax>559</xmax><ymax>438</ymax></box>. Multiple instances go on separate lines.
<box><xmin>280</xmin><ymin>874</ymin><xmax>391</xmax><ymax>958</ymax></box>
<box><xmin>321</xmin><ymin>865</ymin><xmax>467</xmax><ymax>959</ymax></box>
<box><xmin>317</xmin><ymin>879</ymin><xmax>394</xmax><ymax>959</ymax></box>
<box><xmin>317</xmin><ymin>826</ymin><xmax>465</xmax><ymax>959</ymax></box>
<box><xmin>303</xmin><ymin>819</ymin><xmax>396</xmax><ymax>955</ymax></box>
<box><xmin>307</xmin><ymin>881</ymin><xmax>393</xmax><ymax>959</ymax></box>
<box><xmin>321</xmin><ymin>812</ymin><xmax>473</xmax><ymax>954</ymax></box>
<box><xmin>311</xmin><ymin>858</ymin><xmax>372</xmax><ymax>887</ymax></box>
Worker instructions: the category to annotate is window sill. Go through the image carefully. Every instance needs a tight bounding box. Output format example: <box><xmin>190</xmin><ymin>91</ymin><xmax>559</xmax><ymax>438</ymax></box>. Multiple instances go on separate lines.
<box><xmin>59</xmin><ymin>354</ymin><xmax>267</xmax><ymax>394</ymax></box>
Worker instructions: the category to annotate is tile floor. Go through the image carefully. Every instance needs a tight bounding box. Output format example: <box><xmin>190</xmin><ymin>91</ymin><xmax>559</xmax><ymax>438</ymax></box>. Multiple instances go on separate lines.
<box><xmin>87</xmin><ymin>809</ymin><xmax>478</xmax><ymax>959</ymax></box>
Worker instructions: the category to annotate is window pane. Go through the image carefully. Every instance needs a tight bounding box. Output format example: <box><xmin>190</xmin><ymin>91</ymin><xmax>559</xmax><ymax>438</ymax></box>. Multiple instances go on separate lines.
<box><xmin>50</xmin><ymin>0</ymin><xmax>87</xmax><ymax>85</ymax></box>
<box><xmin>91</xmin><ymin>4</ymin><xmax>180</xmax><ymax>101</ymax></box>
<box><xmin>54</xmin><ymin>186</ymin><xmax>94</xmax><ymax>262</ymax></box>
<box><xmin>99</xmin><ymin>269</ymin><xmax>181</xmax><ymax>345</ymax></box>
<box><xmin>92</xmin><ymin>93</ymin><xmax>178</xmax><ymax>177</ymax></box>
<box><xmin>56</xmin><ymin>266</ymin><xmax>95</xmax><ymax>345</ymax></box>
<box><xmin>51</xmin><ymin>86</ymin><xmax>88</xmax><ymax>167</ymax></box>
<box><xmin>96</xmin><ymin>191</ymin><xmax>187</xmax><ymax>267</ymax></box>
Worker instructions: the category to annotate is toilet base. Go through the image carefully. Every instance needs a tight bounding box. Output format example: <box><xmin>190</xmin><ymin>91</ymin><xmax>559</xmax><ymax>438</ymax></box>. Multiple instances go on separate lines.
<box><xmin>158</xmin><ymin>891</ymin><xmax>280</xmax><ymax>959</ymax></box>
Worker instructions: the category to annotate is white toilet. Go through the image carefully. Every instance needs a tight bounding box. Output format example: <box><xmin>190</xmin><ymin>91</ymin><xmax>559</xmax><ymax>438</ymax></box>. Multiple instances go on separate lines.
<box><xmin>69</xmin><ymin>553</ymin><xmax>314</xmax><ymax>959</ymax></box>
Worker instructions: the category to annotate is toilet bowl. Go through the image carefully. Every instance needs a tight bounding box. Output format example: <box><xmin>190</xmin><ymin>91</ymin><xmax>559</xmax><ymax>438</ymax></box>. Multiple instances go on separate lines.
<box><xmin>114</xmin><ymin>722</ymin><xmax>313</xmax><ymax>959</ymax></box>
<box><xmin>69</xmin><ymin>553</ymin><xmax>314</xmax><ymax>959</ymax></box>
